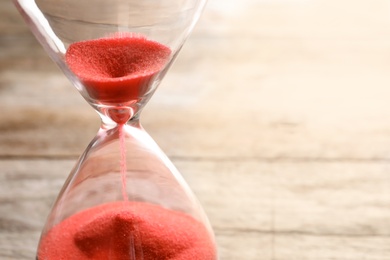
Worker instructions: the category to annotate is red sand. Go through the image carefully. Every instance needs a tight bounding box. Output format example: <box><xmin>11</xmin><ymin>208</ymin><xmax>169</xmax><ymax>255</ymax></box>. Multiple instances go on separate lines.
<box><xmin>119</xmin><ymin>125</ymin><xmax>128</xmax><ymax>201</ymax></box>
<box><xmin>65</xmin><ymin>34</ymin><xmax>171</xmax><ymax>104</ymax></box>
<box><xmin>37</xmin><ymin>201</ymin><xmax>216</xmax><ymax>260</ymax></box>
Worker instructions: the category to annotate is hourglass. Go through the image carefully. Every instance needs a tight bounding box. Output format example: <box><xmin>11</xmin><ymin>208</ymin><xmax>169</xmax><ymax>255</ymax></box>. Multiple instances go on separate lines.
<box><xmin>13</xmin><ymin>0</ymin><xmax>217</xmax><ymax>259</ymax></box>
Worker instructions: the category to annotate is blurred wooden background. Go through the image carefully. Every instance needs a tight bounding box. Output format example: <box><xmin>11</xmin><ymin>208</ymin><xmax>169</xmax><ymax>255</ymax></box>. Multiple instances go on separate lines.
<box><xmin>2</xmin><ymin>0</ymin><xmax>390</xmax><ymax>259</ymax></box>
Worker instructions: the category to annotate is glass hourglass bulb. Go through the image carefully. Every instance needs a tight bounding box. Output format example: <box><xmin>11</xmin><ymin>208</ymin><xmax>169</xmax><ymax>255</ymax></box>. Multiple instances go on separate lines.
<box><xmin>13</xmin><ymin>0</ymin><xmax>217</xmax><ymax>259</ymax></box>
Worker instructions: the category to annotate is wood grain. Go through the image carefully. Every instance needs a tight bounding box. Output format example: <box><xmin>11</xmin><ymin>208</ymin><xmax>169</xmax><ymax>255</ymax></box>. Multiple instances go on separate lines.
<box><xmin>2</xmin><ymin>0</ymin><xmax>390</xmax><ymax>259</ymax></box>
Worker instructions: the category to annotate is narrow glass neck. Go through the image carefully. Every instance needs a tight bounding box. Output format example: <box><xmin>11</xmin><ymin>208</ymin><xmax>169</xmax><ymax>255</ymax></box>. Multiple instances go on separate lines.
<box><xmin>99</xmin><ymin>113</ymin><xmax>141</xmax><ymax>131</ymax></box>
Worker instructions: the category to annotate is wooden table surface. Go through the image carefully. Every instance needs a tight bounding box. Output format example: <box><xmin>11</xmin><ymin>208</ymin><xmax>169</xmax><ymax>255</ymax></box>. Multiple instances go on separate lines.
<box><xmin>2</xmin><ymin>0</ymin><xmax>390</xmax><ymax>259</ymax></box>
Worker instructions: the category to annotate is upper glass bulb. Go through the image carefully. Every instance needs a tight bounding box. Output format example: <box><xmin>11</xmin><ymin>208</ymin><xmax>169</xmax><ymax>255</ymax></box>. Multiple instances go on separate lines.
<box><xmin>14</xmin><ymin>0</ymin><xmax>207</xmax><ymax>123</ymax></box>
